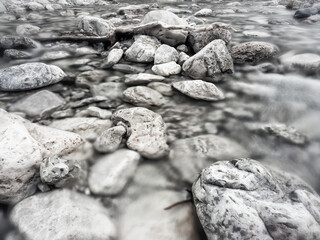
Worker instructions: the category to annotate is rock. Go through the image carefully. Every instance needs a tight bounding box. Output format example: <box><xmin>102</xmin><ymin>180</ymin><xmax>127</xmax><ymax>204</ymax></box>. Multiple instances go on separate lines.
<box><xmin>0</xmin><ymin>35</ymin><xmax>36</xmax><ymax>49</ymax></box>
<box><xmin>231</xmin><ymin>41</ymin><xmax>279</xmax><ymax>64</ymax></box>
<box><xmin>141</xmin><ymin>10</ymin><xmax>189</xmax><ymax>46</ymax></box>
<box><xmin>0</xmin><ymin>63</ymin><xmax>66</xmax><ymax>91</ymax></box>
<box><xmin>117</xmin><ymin>4</ymin><xmax>149</xmax><ymax>15</ymax></box>
<box><xmin>78</xmin><ymin>16</ymin><xmax>115</xmax><ymax>38</ymax></box>
<box><xmin>101</xmin><ymin>48</ymin><xmax>123</xmax><ymax>68</ymax></box>
<box><xmin>91</xmin><ymin>82</ymin><xmax>126</xmax><ymax>108</ymax></box>
<box><xmin>281</xmin><ymin>52</ymin><xmax>320</xmax><ymax>75</ymax></box>
<box><xmin>75</xmin><ymin>70</ymin><xmax>107</xmax><ymax>88</ymax></box>
<box><xmin>294</xmin><ymin>7</ymin><xmax>319</xmax><ymax>18</ymax></box>
<box><xmin>124</xmin><ymin>73</ymin><xmax>165</xmax><ymax>85</ymax></box>
<box><xmin>178</xmin><ymin>52</ymin><xmax>190</xmax><ymax>65</ymax></box>
<box><xmin>50</xmin><ymin>117</ymin><xmax>112</xmax><ymax>141</ymax></box>
<box><xmin>112</xmin><ymin>64</ymin><xmax>145</xmax><ymax>74</ymax></box>
<box><xmin>0</xmin><ymin>1</ymin><xmax>7</xmax><ymax>13</ymax></box>
<box><xmin>152</xmin><ymin>61</ymin><xmax>181</xmax><ymax>76</ymax></box>
<box><xmin>169</xmin><ymin>134</ymin><xmax>247</xmax><ymax>183</ymax></box>
<box><xmin>188</xmin><ymin>28</ymin><xmax>232</xmax><ymax>53</ymax></box>
<box><xmin>3</xmin><ymin>49</ymin><xmax>32</xmax><ymax>59</ymax></box>
<box><xmin>124</xmin><ymin>35</ymin><xmax>160</xmax><ymax>63</ymax></box>
<box><xmin>45</xmin><ymin>3</ymin><xmax>63</xmax><ymax>11</ymax></box>
<box><xmin>86</xmin><ymin>106</ymin><xmax>112</xmax><ymax>119</ymax></box>
<box><xmin>40</xmin><ymin>51</ymin><xmax>71</xmax><ymax>61</ymax></box>
<box><xmin>112</xmin><ymin>107</ymin><xmax>169</xmax><ymax>159</ymax></box>
<box><xmin>147</xmin><ymin>82</ymin><xmax>173</xmax><ymax>96</ymax></box>
<box><xmin>183</xmin><ymin>39</ymin><xmax>234</xmax><ymax>81</ymax></box>
<box><xmin>94</xmin><ymin>126</ymin><xmax>126</xmax><ymax>153</ymax></box>
<box><xmin>0</xmin><ymin>110</ymin><xmax>87</xmax><ymax>203</ymax></box>
<box><xmin>172</xmin><ymin>80</ymin><xmax>224</xmax><ymax>101</ymax></box>
<box><xmin>16</xmin><ymin>24</ymin><xmax>40</xmax><ymax>36</ymax></box>
<box><xmin>70</xmin><ymin>96</ymin><xmax>107</xmax><ymax>108</ymax></box>
<box><xmin>194</xmin><ymin>8</ymin><xmax>213</xmax><ymax>17</ymax></box>
<box><xmin>192</xmin><ymin>158</ymin><xmax>320</xmax><ymax>240</ymax></box>
<box><xmin>9</xmin><ymin>90</ymin><xmax>64</xmax><ymax>118</ymax></box>
<box><xmin>243</xmin><ymin>30</ymin><xmax>271</xmax><ymax>38</ymax></box>
<box><xmin>26</xmin><ymin>2</ymin><xmax>44</xmax><ymax>11</ymax></box>
<box><xmin>122</xmin><ymin>86</ymin><xmax>166</xmax><ymax>107</ymax></box>
<box><xmin>11</xmin><ymin>189</ymin><xmax>117</xmax><ymax>240</ymax></box>
<box><xmin>88</xmin><ymin>149</ymin><xmax>140</xmax><ymax>195</ymax></box>
<box><xmin>51</xmin><ymin>108</ymin><xmax>74</xmax><ymax>119</ymax></box>
<box><xmin>154</xmin><ymin>44</ymin><xmax>179</xmax><ymax>64</ymax></box>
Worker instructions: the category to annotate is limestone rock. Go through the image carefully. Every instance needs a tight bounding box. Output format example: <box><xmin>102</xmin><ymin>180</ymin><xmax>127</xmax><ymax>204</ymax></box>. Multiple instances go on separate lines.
<box><xmin>122</xmin><ymin>86</ymin><xmax>166</xmax><ymax>107</ymax></box>
<box><xmin>154</xmin><ymin>44</ymin><xmax>179</xmax><ymax>64</ymax></box>
<box><xmin>152</xmin><ymin>61</ymin><xmax>181</xmax><ymax>77</ymax></box>
<box><xmin>94</xmin><ymin>126</ymin><xmax>126</xmax><ymax>153</ymax></box>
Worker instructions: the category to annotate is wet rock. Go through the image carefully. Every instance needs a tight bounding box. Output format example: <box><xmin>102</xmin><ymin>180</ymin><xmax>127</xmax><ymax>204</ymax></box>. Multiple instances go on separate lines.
<box><xmin>70</xmin><ymin>96</ymin><xmax>107</xmax><ymax>108</ymax></box>
<box><xmin>0</xmin><ymin>35</ymin><xmax>36</xmax><ymax>49</ymax></box>
<box><xmin>154</xmin><ymin>44</ymin><xmax>179</xmax><ymax>64</ymax></box>
<box><xmin>0</xmin><ymin>63</ymin><xmax>66</xmax><ymax>91</ymax></box>
<box><xmin>26</xmin><ymin>2</ymin><xmax>44</xmax><ymax>11</ymax></box>
<box><xmin>11</xmin><ymin>189</ymin><xmax>117</xmax><ymax>240</ymax></box>
<box><xmin>75</xmin><ymin>70</ymin><xmax>107</xmax><ymax>88</ymax></box>
<box><xmin>169</xmin><ymin>134</ymin><xmax>247</xmax><ymax>183</ymax></box>
<box><xmin>86</xmin><ymin>106</ymin><xmax>112</xmax><ymax>119</ymax></box>
<box><xmin>123</xmin><ymin>86</ymin><xmax>166</xmax><ymax>107</ymax></box>
<box><xmin>9</xmin><ymin>90</ymin><xmax>64</xmax><ymax>118</ymax></box>
<box><xmin>124</xmin><ymin>73</ymin><xmax>165</xmax><ymax>85</ymax></box>
<box><xmin>101</xmin><ymin>48</ymin><xmax>123</xmax><ymax>68</ymax></box>
<box><xmin>147</xmin><ymin>82</ymin><xmax>173</xmax><ymax>96</ymax></box>
<box><xmin>124</xmin><ymin>35</ymin><xmax>160</xmax><ymax>63</ymax></box>
<box><xmin>16</xmin><ymin>24</ymin><xmax>40</xmax><ymax>36</ymax></box>
<box><xmin>0</xmin><ymin>2</ymin><xmax>7</xmax><ymax>13</ymax></box>
<box><xmin>194</xmin><ymin>8</ymin><xmax>213</xmax><ymax>17</ymax></box>
<box><xmin>40</xmin><ymin>51</ymin><xmax>71</xmax><ymax>61</ymax></box>
<box><xmin>231</xmin><ymin>41</ymin><xmax>279</xmax><ymax>64</ymax></box>
<box><xmin>243</xmin><ymin>30</ymin><xmax>271</xmax><ymax>38</ymax></box>
<box><xmin>51</xmin><ymin>108</ymin><xmax>74</xmax><ymax>119</ymax></box>
<box><xmin>152</xmin><ymin>61</ymin><xmax>182</xmax><ymax>76</ymax></box>
<box><xmin>294</xmin><ymin>7</ymin><xmax>319</xmax><ymax>18</ymax></box>
<box><xmin>192</xmin><ymin>158</ymin><xmax>320</xmax><ymax>240</ymax></box>
<box><xmin>94</xmin><ymin>126</ymin><xmax>126</xmax><ymax>153</ymax></box>
<box><xmin>141</xmin><ymin>10</ymin><xmax>189</xmax><ymax>46</ymax></box>
<box><xmin>50</xmin><ymin>117</ymin><xmax>112</xmax><ymax>141</ymax></box>
<box><xmin>112</xmin><ymin>63</ymin><xmax>145</xmax><ymax>74</ymax></box>
<box><xmin>117</xmin><ymin>4</ymin><xmax>149</xmax><ymax>15</ymax></box>
<box><xmin>3</xmin><ymin>49</ymin><xmax>31</xmax><ymax>59</ymax></box>
<box><xmin>78</xmin><ymin>16</ymin><xmax>115</xmax><ymax>38</ymax></box>
<box><xmin>183</xmin><ymin>39</ymin><xmax>234</xmax><ymax>81</ymax></box>
<box><xmin>89</xmin><ymin>149</ymin><xmax>140</xmax><ymax>195</ymax></box>
<box><xmin>112</xmin><ymin>107</ymin><xmax>169</xmax><ymax>159</ymax></box>
<box><xmin>91</xmin><ymin>82</ymin><xmax>126</xmax><ymax>107</ymax></box>
<box><xmin>281</xmin><ymin>52</ymin><xmax>320</xmax><ymax>75</ymax></box>
<box><xmin>178</xmin><ymin>51</ymin><xmax>190</xmax><ymax>65</ymax></box>
<box><xmin>172</xmin><ymin>80</ymin><xmax>224</xmax><ymax>101</ymax></box>
<box><xmin>45</xmin><ymin>3</ymin><xmax>63</xmax><ymax>11</ymax></box>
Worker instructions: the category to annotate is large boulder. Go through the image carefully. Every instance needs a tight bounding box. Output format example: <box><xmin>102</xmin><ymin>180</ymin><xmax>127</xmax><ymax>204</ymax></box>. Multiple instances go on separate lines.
<box><xmin>193</xmin><ymin>158</ymin><xmax>320</xmax><ymax>240</ymax></box>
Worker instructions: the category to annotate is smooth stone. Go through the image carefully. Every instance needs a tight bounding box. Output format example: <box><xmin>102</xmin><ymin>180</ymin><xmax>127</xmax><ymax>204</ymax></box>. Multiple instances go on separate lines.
<box><xmin>154</xmin><ymin>44</ymin><xmax>179</xmax><ymax>64</ymax></box>
<box><xmin>294</xmin><ymin>7</ymin><xmax>318</xmax><ymax>18</ymax></box>
<box><xmin>231</xmin><ymin>41</ymin><xmax>279</xmax><ymax>64</ymax></box>
<box><xmin>183</xmin><ymin>39</ymin><xmax>234</xmax><ymax>81</ymax></box>
<box><xmin>122</xmin><ymin>86</ymin><xmax>166</xmax><ymax>107</ymax></box>
<box><xmin>112</xmin><ymin>107</ymin><xmax>169</xmax><ymax>159</ymax></box>
<box><xmin>40</xmin><ymin>51</ymin><xmax>71</xmax><ymax>61</ymax></box>
<box><xmin>117</xmin><ymin>4</ymin><xmax>149</xmax><ymax>15</ymax></box>
<box><xmin>11</xmin><ymin>189</ymin><xmax>117</xmax><ymax>240</ymax></box>
<box><xmin>0</xmin><ymin>63</ymin><xmax>66</xmax><ymax>91</ymax></box>
<box><xmin>243</xmin><ymin>30</ymin><xmax>271</xmax><ymax>38</ymax></box>
<box><xmin>16</xmin><ymin>24</ymin><xmax>40</xmax><ymax>36</ymax></box>
<box><xmin>75</xmin><ymin>70</ymin><xmax>107</xmax><ymax>88</ymax></box>
<box><xmin>124</xmin><ymin>35</ymin><xmax>161</xmax><ymax>63</ymax></box>
<box><xmin>176</xmin><ymin>44</ymin><xmax>189</xmax><ymax>52</ymax></box>
<box><xmin>9</xmin><ymin>90</ymin><xmax>64</xmax><ymax>118</ymax></box>
<box><xmin>89</xmin><ymin>149</ymin><xmax>140</xmax><ymax>195</ymax></box>
<box><xmin>281</xmin><ymin>53</ymin><xmax>320</xmax><ymax>74</ymax></box>
<box><xmin>193</xmin><ymin>158</ymin><xmax>320</xmax><ymax>240</ymax></box>
<box><xmin>70</xmin><ymin>96</ymin><xmax>107</xmax><ymax>108</ymax></box>
<box><xmin>45</xmin><ymin>3</ymin><xmax>63</xmax><ymax>11</ymax></box>
<box><xmin>101</xmin><ymin>48</ymin><xmax>124</xmax><ymax>68</ymax></box>
<box><xmin>86</xmin><ymin>106</ymin><xmax>112</xmax><ymax>119</ymax></box>
<box><xmin>3</xmin><ymin>49</ymin><xmax>32</xmax><ymax>59</ymax></box>
<box><xmin>152</xmin><ymin>61</ymin><xmax>181</xmax><ymax>76</ymax></box>
<box><xmin>172</xmin><ymin>80</ymin><xmax>225</xmax><ymax>101</ymax></box>
<box><xmin>94</xmin><ymin>126</ymin><xmax>126</xmax><ymax>153</ymax></box>
<box><xmin>0</xmin><ymin>1</ymin><xmax>7</xmax><ymax>13</ymax></box>
<box><xmin>26</xmin><ymin>2</ymin><xmax>44</xmax><ymax>10</ymax></box>
<box><xmin>0</xmin><ymin>35</ymin><xmax>36</xmax><ymax>49</ymax></box>
<box><xmin>91</xmin><ymin>82</ymin><xmax>126</xmax><ymax>108</ymax></box>
<box><xmin>124</xmin><ymin>73</ymin><xmax>165</xmax><ymax>85</ymax></box>
<box><xmin>194</xmin><ymin>8</ymin><xmax>213</xmax><ymax>17</ymax></box>
<box><xmin>147</xmin><ymin>82</ymin><xmax>174</xmax><ymax>96</ymax></box>
<box><xmin>78</xmin><ymin>16</ymin><xmax>115</xmax><ymax>37</ymax></box>
<box><xmin>51</xmin><ymin>108</ymin><xmax>74</xmax><ymax>119</ymax></box>
<box><xmin>112</xmin><ymin>64</ymin><xmax>145</xmax><ymax>74</ymax></box>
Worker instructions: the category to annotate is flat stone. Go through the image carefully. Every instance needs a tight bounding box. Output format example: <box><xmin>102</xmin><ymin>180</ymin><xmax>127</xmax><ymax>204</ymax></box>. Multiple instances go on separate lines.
<box><xmin>101</xmin><ymin>48</ymin><xmax>124</xmax><ymax>68</ymax></box>
<box><xmin>86</xmin><ymin>106</ymin><xmax>112</xmax><ymax>119</ymax></box>
<box><xmin>124</xmin><ymin>73</ymin><xmax>165</xmax><ymax>85</ymax></box>
<box><xmin>243</xmin><ymin>30</ymin><xmax>271</xmax><ymax>38</ymax></box>
<box><xmin>147</xmin><ymin>82</ymin><xmax>173</xmax><ymax>96</ymax></box>
<box><xmin>94</xmin><ymin>126</ymin><xmax>126</xmax><ymax>153</ymax></box>
<box><xmin>281</xmin><ymin>53</ymin><xmax>320</xmax><ymax>75</ymax></box>
<box><xmin>78</xmin><ymin>16</ymin><xmax>115</xmax><ymax>37</ymax></box>
<box><xmin>91</xmin><ymin>82</ymin><xmax>126</xmax><ymax>108</ymax></box>
<box><xmin>152</xmin><ymin>61</ymin><xmax>181</xmax><ymax>76</ymax></box>
<box><xmin>3</xmin><ymin>49</ymin><xmax>32</xmax><ymax>59</ymax></box>
<box><xmin>40</xmin><ymin>51</ymin><xmax>71</xmax><ymax>61</ymax></box>
<box><xmin>154</xmin><ymin>44</ymin><xmax>179</xmax><ymax>64</ymax></box>
<box><xmin>122</xmin><ymin>86</ymin><xmax>166</xmax><ymax>107</ymax></box>
<box><xmin>172</xmin><ymin>80</ymin><xmax>224</xmax><ymax>101</ymax></box>
<box><xmin>16</xmin><ymin>24</ymin><xmax>40</xmax><ymax>36</ymax></box>
<box><xmin>51</xmin><ymin>108</ymin><xmax>74</xmax><ymax>119</ymax></box>
<box><xmin>0</xmin><ymin>63</ymin><xmax>66</xmax><ymax>91</ymax></box>
<box><xmin>89</xmin><ymin>149</ymin><xmax>140</xmax><ymax>196</ymax></box>
<box><xmin>112</xmin><ymin>64</ymin><xmax>145</xmax><ymax>74</ymax></box>
<box><xmin>0</xmin><ymin>35</ymin><xmax>36</xmax><ymax>49</ymax></box>
<box><xmin>75</xmin><ymin>70</ymin><xmax>107</xmax><ymax>88</ymax></box>
<box><xmin>112</xmin><ymin>107</ymin><xmax>169</xmax><ymax>159</ymax></box>
<box><xmin>70</xmin><ymin>96</ymin><xmax>107</xmax><ymax>108</ymax></box>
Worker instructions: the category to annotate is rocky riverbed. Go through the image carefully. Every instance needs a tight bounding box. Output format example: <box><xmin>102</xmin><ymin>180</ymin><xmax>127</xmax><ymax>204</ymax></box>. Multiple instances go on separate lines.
<box><xmin>0</xmin><ymin>0</ymin><xmax>320</xmax><ymax>239</ymax></box>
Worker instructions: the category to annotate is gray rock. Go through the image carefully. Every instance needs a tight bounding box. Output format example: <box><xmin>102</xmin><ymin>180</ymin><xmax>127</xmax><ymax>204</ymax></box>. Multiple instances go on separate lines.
<box><xmin>11</xmin><ymin>189</ymin><xmax>117</xmax><ymax>240</ymax></box>
<box><xmin>294</xmin><ymin>7</ymin><xmax>319</xmax><ymax>18</ymax></box>
<box><xmin>192</xmin><ymin>158</ymin><xmax>320</xmax><ymax>240</ymax></box>
<box><xmin>231</xmin><ymin>41</ymin><xmax>279</xmax><ymax>64</ymax></box>
<box><xmin>91</xmin><ymin>82</ymin><xmax>126</xmax><ymax>108</ymax></box>
<box><xmin>75</xmin><ymin>70</ymin><xmax>107</xmax><ymax>88</ymax></box>
<box><xmin>94</xmin><ymin>126</ymin><xmax>126</xmax><ymax>153</ymax></box>
<box><xmin>0</xmin><ymin>63</ymin><xmax>66</xmax><ymax>91</ymax></box>
<box><xmin>40</xmin><ymin>51</ymin><xmax>71</xmax><ymax>61</ymax></box>
<box><xmin>172</xmin><ymin>80</ymin><xmax>224</xmax><ymax>101</ymax></box>
<box><xmin>113</xmin><ymin>107</ymin><xmax>169</xmax><ymax>159</ymax></box>
<box><xmin>51</xmin><ymin>108</ymin><xmax>74</xmax><ymax>119</ymax></box>
<box><xmin>281</xmin><ymin>53</ymin><xmax>320</xmax><ymax>75</ymax></box>
<box><xmin>183</xmin><ymin>39</ymin><xmax>234</xmax><ymax>81</ymax></box>
<box><xmin>9</xmin><ymin>90</ymin><xmax>64</xmax><ymax>117</ymax></box>
<box><xmin>124</xmin><ymin>35</ymin><xmax>161</xmax><ymax>63</ymax></box>
<box><xmin>243</xmin><ymin>30</ymin><xmax>271</xmax><ymax>38</ymax></box>
<box><xmin>154</xmin><ymin>44</ymin><xmax>179</xmax><ymax>64</ymax></box>
<box><xmin>0</xmin><ymin>1</ymin><xmax>7</xmax><ymax>13</ymax></box>
<box><xmin>70</xmin><ymin>96</ymin><xmax>107</xmax><ymax>108</ymax></box>
<box><xmin>152</xmin><ymin>61</ymin><xmax>182</xmax><ymax>76</ymax></box>
<box><xmin>147</xmin><ymin>82</ymin><xmax>173</xmax><ymax>96</ymax></box>
<box><xmin>124</xmin><ymin>73</ymin><xmax>165</xmax><ymax>85</ymax></box>
<box><xmin>0</xmin><ymin>35</ymin><xmax>36</xmax><ymax>49</ymax></box>
<box><xmin>78</xmin><ymin>16</ymin><xmax>115</xmax><ymax>37</ymax></box>
<box><xmin>86</xmin><ymin>106</ymin><xmax>112</xmax><ymax>119</ymax></box>
<box><xmin>26</xmin><ymin>2</ymin><xmax>44</xmax><ymax>10</ymax></box>
<box><xmin>169</xmin><ymin>134</ymin><xmax>247</xmax><ymax>183</ymax></box>
<box><xmin>101</xmin><ymin>48</ymin><xmax>123</xmax><ymax>68</ymax></box>
<box><xmin>45</xmin><ymin>3</ymin><xmax>63</xmax><ymax>11</ymax></box>
<box><xmin>123</xmin><ymin>86</ymin><xmax>166</xmax><ymax>107</ymax></box>
<box><xmin>3</xmin><ymin>49</ymin><xmax>31</xmax><ymax>59</ymax></box>
<box><xmin>178</xmin><ymin>52</ymin><xmax>190</xmax><ymax>65</ymax></box>
<box><xmin>112</xmin><ymin>63</ymin><xmax>145</xmax><ymax>74</ymax></box>
<box><xmin>194</xmin><ymin>8</ymin><xmax>213</xmax><ymax>17</ymax></box>
<box><xmin>117</xmin><ymin>4</ymin><xmax>149</xmax><ymax>15</ymax></box>
<box><xmin>89</xmin><ymin>149</ymin><xmax>140</xmax><ymax>195</ymax></box>
<box><xmin>16</xmin><ymin>24</ymin><xmax>40</xmax><ymax>36</ymax></box>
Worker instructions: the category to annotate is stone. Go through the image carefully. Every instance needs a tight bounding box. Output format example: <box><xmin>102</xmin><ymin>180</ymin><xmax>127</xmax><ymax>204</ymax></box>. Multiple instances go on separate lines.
<box><xmin>169</xmin><ymin>134</ymin><xmax>247</xmax><ymax>183</ymax></box>
<box><xmin>172</xmin><ymin>80</ymin><xmax>225</xmax><ymax>101</ymax></box>
<box><xmin>16</xmin><ymin>24</ymin><xmax>40</xmax><ymax>36</ymax></box>
<box><xmin>294</xmin><ymin>7</ymin><xmax>319</xmax><ymax>18</ymax></box>
<box><xmin>147</xmin><ymin>82</ymin><xmax>173</xmax><ymax>96</ymax></box>
<box><xmin>9</xmin><ymin>90</ymin><xmax>64</xmax><ymax>118</ymax></box>
<box><xmin>3</xmin><ymin>49</ymin><xmax>31</xmax><ymax>59</ymax></box>
<box><xmin>101</xmin><ymin>48</ymin><xmax>123</xmax><ymax>68</ymax></box>
<box><xmin>78</xmin><ymin>16</ymin><xmax>115</xmax><ymax>38</ymax></box>
<box><xmin>112</xmin><ymin>107</ymin><xmax>169</xmax><ymax>159</ymax></box>
<box><xmin>94</xmin><ymin>126</ymin><xmax>126</xmax><ymax>153</ymax></box>
<box><xmin>26</xmin><ymin>2</ymin><xmax>44</xmax><ymax>10</ymax></box>
<box><xmin>178</xmin><ymin>52</ymin><xmax>190</xmax><ymax>65</ymax></box>
<box><xmin>40</xmin><ymin>51</ymin><xmax>71</xmax><ymax>61</ymax></box>
<box><xmin>117</xmin><ymin>4</ymin><xmax>149</xmax><ymax>15</ymax></box>
<box><xmin>88</xmin><ymin>149</ymin><xmax>140</xmax><ymax>195</ymax></box>
<box><xmin>70</xmin><ymin>96</ymin><xmax>107</xmax><ymax>108</ymax></box>
<box><xmin>231</xmin><ymin>41</ymin><xmax>279</xmax><ymax>64</ymax></box>
<box><xmin>124</xmin><ymin>73</ymin><xmax>165</xmax><ymax>86</ymax></box>
<box><xmin>122</xmin><ymin>86</ymin><xmax>166</xmax><ymax>107</ymax></box>
<box><xmin>0</xmin><ymin>109</ymin><xmax>88</xmax><ymax>203</ymax></box>
<box><xmin>0</xmin><ymin>63</ymin><xmax>66</xmax><ymax>91</ymax></box>
<box><xmin>141</xmin><ymin>10</ymin><xmax>189</xmax><ymax>46</ymax></box>
<box><xmin>112</xmin><ymin>64</ymin><xmax>145</xmax><ymax>74</ymax></box>
<box><xmin>192</xmin><ymin>158</ymin><xmax>320</xmax><ymax>240</ymax></box>
<box><xmin>183</xmin><ymin>39</ymin><xmax>234</xmax><ymax>81</ymax></box>
<box><xmin>86</xmin><ymin>106</ymin><xmax>112</xmax><ymax>119</ymax></box>
<box><xmin>51</xmin><ymin>109</ymin><xmax>74</xmax><ymax>119</ymax></box>
<box><xmin>75</xmin><ymin>70</ymin><xmax>107</xmax><ymax>88</ymax></box>
<box><xmin>11</xmin><ymin>189</ymin><xmax>117</xmax><ymax>240</ymax></box>
<box><xmin>91</xmin><ymin>82</ymin><xmax>126</xmax><ymax>108</ymax></box>
<box><xmin>243</xmin><ymin>30</ymin><xmax>271</xmax><ymax>38</ymax></box>
<box><xmin>152</xmin><ymin>61</ymin><xmax>181</xmax><ymax>77</ymax></box>
<box><xmin>281</xmin><ymin>53</ymin><xmax>320</xmax><ymax>75</ymax></box>
<box><xmin>154</xmin><ymin>44</ymin><xmax>179</xmax><ymax>64</ymax></box>
<box><xmin>124</xmin><ymin>35</ymin><xmax>160</xmax><ymax>63</ymax></box>
<box><xmin>0</xmin><ymin>35</ymin><xmax>36</xmax><ymax>49</ymax></box>
<box><xmin>50</xmin><ymin>117</ymin><xmax>112</xmax><ymax>141</ymax></box>
<box><xmin>194</xmin><ymin>8</ymin><xmax>213</xmax><ymax>17</ymax></box>
<box><xmin>0</xmin><ymin>1</ymin><xmax>7</xmax><ymax>13</ymax></box>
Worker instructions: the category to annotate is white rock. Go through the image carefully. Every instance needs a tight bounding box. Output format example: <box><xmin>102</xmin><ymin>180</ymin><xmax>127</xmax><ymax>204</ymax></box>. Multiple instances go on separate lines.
<box><xmin>152</xmin><ymin>61</ymin><xmax>181</xmax><ymax>76</ymax></box>
<box><xmin>194</xmin><ymin>8</ymin><xmax>213</xmax><ymax>17</ymax></box>
<box><xmin>281</xmin><ymin>53</ymin><xmax>320</xmax><ymax>75</ymax></box>
<box><xmin>154</xmin><ymin>44</ymin><xmax>179</xmax><ymax>64</ymax></box>
<box><xmin>101</xmin><ymin>48</ymin><xmax>124</xmax><ymax>68</ymax></box>
<box><xmin>16</xmin><ymin>24</ymin><xmax>40</xmax><ymax>35</ymax></box>
<box><xmin>122</xmin><ymin>86</ymin><xmax>166</xmax><ymax>107</ymax></box>
<box><xmin>147</xmin><ymin>82</ymin><xmax>173</xmax><ymax>96</ymax></box>
<box><xmin>87</xmin><ymin>106</ymin><xmax>112</xmax><ymax>119</ymax></box>
<box><xmin>78</xmin><ymin>16</ymin><xmax>115</xmax><ymax>37</ymax></box>
<box><xmin>124</xmin><ymin>73</ymin><xmax>165</xmax><ymax>85</ymax></box>
<box><xmin>94</xmin><ymin>126</ymin><xmax>126</xmax><ymax>153</ymax></box>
